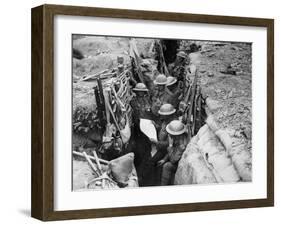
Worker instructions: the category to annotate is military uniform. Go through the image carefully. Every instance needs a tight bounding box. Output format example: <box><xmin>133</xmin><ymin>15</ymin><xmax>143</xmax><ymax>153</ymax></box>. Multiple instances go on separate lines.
<box><xmin>166</xmin><ymin>138</ymin><xmax>187</xmax><ymax>164</ymax></box>
<box><xmin>160</xmin><ymin>120</ymin><xmax>188</xmax><ymax>185</ymax></box>
<box><xmin>164</xmin><ymin>85</ymin><xmax>183</xmax><ymax>110</ymax></box>
<box><xmin>161</xmin><ymin>136</ymin><xmax>188</xmax><ymax>185</ymax></box>
<box><xmin>130</xmin><ymin>94</ymin><xmax>153</xmax><ymax>120</ymax></box>
<box><xmin>130</xmin><ymin>83</ymin><xmax>154</xmax><ymax>122</ymax></box>
<box><xmin>169</xmin><ymin>64</ymin><xmax>186</xmax><ymax>82</ymax></box>
<box><xmin>135</xmin><ymin>120</ymin><xmax>169</xmax><ymax>187</ymax></box>
<box><xmin>151</xmin><ymin>89</ymin><xmax>168</xmax><ymax>117</ymax></box>
<box><xmin>156</xmin><ymin>121</ymin><xmax>169</xmax><ymax>151</ymax></box>
<box><xmin>145</xmin><ymin>121</ymin><xmax>169</xmax><ymax>186</ymax></box>
<box><xmin>168</xmin><ymin>51</ymin><xmax>190</xmax><ymax>83</ymax></box>
<box><xmin>151</xmin><ymin>74</ymin><xmax>169</xmax><ymax>118</ymax></box>
<box><xmin>141</xmin><ymin>103</ymin><xmax>176</xmax><ymax>186</ymax></box>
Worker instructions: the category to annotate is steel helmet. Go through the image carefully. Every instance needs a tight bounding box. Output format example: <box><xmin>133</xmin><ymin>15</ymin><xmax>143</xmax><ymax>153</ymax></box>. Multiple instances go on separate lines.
<box><xmin>166</xmin><ymin>76</ymin><xmax>177</xmax><ymax>87</ymax></box>
<box><xmin>158</xmin><ymin>103</ymin><xmax>176</xmax><ymax>116</ymax></box>
<box><xmin>133</xmin><ymin>83</ymin><xmax>149</xmax><ymax>92</ymax></box>
<box><xmin>176</xmin><ymin>51</ymin><xmax>188</xmax><ymax>59</ymax></box>
<box><xmin>118</xmin><ymin>64</ymin><xmax>124</xmax><ymax>69</ymax></box>
<box><xmin>154</xmin><ymin>74</ymin><xmax>168</xmax><ymax>85</ymax></box>
<box><xmin>166</xmin><ymin>120</ymin><xmax>187</xmax><ymax>135</ymax></box>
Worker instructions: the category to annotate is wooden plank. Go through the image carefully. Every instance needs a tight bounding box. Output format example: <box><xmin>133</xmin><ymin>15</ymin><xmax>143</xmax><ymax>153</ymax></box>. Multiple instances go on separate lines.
<box><xmin>82</xmin><ymin>152</ymin><xmax>100</xmax><ymax>176</ymax></box>
<box><xmin>73</xmin><ymin>151</ymin><xmax>109</xmax><ymax>165</ymax></box>
<box><xmin>31</xmin><ymin>5</ymin><xmax>44</xmax><ymax>220</ymax></box>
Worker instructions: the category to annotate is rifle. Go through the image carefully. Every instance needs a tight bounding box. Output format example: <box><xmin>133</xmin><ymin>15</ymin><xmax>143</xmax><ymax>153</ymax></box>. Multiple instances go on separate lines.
<box><xmin>157</xmin><ymin>40</ymin><xmax>170</xmax><ymax>76</ymax></box>
<box><xmin>192</xmin><ymin>86</ymin><xmax>201</xmax><ymax>135</ymax></box>
<box><xmin>93</xmin><ymin>76</ymin><xmax>107</xmax><ymax>131</ymax></box>
<box><xmin>182</xmin><ymin>67</ymin><xmax>198</xmax><ymax>119</ymax></box>
<box><xmin>181</xmin><ymin>67</ymin><xmax>198</xmax><ymax>139</ymax></box>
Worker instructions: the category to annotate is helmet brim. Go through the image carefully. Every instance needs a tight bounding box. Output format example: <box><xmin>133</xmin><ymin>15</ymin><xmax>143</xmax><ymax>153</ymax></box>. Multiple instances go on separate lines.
<box><xmin>133</xmin><ymin>88</ymin><xmax>149</xmax><ymax>92</ymax></box>
<box><xmin>166</xmin><ymin>124</ymin><xmax>187</xmax><ymax>135</ymax></box>
<box><xmin>176</xmin><ymin>53</ymin><xmax>188</xmax><ymax>59</ymax></box>
<box><xmin>158</xmin><ymin>108</ymin><xmax>176</xmax><ymax>116</ymax></box>
<box><xmin>166</xmin><ymin>79</ymin><xmax>177</xmax><ymax>87</ymax></box>
<box><xmin>154</xmin><ymin>80</ymin><xmax>168</xmax><ymax>85</ymax></box>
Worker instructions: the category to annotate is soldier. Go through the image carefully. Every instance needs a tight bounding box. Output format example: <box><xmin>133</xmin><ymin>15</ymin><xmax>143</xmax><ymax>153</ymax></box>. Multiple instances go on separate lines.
<box><xmin>151</xmin><ymin>74</ymin><xmax>168</xmax><ymax>118</ymax></box>
<box><xmin>141</xmin><ymin>103</ymin><xmax>176</xmax><ymax>186</ymax></box>
<box><xmin>168</xmin><ymin>51</ymin><xmax>190</xmax><ymax>82</ymax></box>
<box><xmin>117</xmin><ymin>64</ymin><xmax>124</xmax><ymax>75</ymax></box>
<box><xmin>140</xmin><ymin>59</ymin><xmax>157</xmax><ymax>93</ymax></box>
<box><xmin>130</xmin><ymin>83</ymin><xmax>153</xmax><ymax>121</ymax></box>
<box><xmin>158</xmin><ymin>120</ymin><xmax>188</xmax><ymax>185</ymax></box>
<box><xmin>153</xmin><ymin>103</ymin><xmax>177</xmax><ymax>156</ymax></box>
<box><xmin>164</xmin><ymin>76</ymin><xmax>183</xmax><ymax>110</ymax></box>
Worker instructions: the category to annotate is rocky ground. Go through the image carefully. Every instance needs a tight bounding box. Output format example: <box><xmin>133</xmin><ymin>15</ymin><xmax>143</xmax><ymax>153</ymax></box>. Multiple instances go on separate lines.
<box><xmin>190</xmin><ymin>41</ymin><xmax>252</xmax><ymax>160</ymax></box>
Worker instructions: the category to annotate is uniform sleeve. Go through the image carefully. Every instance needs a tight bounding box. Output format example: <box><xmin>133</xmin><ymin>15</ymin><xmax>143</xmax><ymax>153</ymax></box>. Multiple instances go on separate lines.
<box><xmin>169</xmin><ymin>144</ymin><xmax>186</xmax><ymax>164</ymax></box>
<box><xmin>156</xmin><ymin>140</ymin><xmax>169</xmax><ymax>151</ymax></box>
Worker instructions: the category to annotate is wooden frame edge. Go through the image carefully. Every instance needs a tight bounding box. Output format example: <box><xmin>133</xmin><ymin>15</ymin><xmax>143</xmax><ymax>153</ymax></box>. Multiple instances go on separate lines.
<box><xmin>266</xmin><ymin>18</ymin><xmax>274</xmax><ymax>207</ymax></box>
<box><xmin>31</xmin><ymin>5</ymin><xmax>44</xmax><ymax>220</ymax></box>
<box><xmin>42</xmin><ymin>198</ymin><xmax>273</xmax><ymax>221</ymax></box>
<box><xmin>42</xmin><ymin>4</ymin><xmax>273</xmax><ymax>26</ymax></box>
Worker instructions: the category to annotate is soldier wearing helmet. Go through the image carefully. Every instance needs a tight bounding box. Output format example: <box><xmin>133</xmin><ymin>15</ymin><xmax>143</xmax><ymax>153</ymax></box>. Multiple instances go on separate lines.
<box><xmin>143</xmin><ymin>103</ymin><xmax>177</xmax><ymax>186</ymax></box>
<box><xmin>168</xmin><ymin>51</ymin><xmax>190</xmax><ymax>82</ymax></box>
<box><xmin>151</xmin><ymin>74</ymin><xmax>169</xmax><ymax>117</ymax></box>
<box><xmin>130</xmin><ymin>83</ymin><xmax>153</xmax><ymax>121</ymax></box>
<box><xmin>164</xmin><ymin>76</ymin><xmax>184</xmax><ymax>110</ymax></box>
<box><xmin>152</xmin><ymin>103</ymin><xmax>177</xmax><ymax>154</ymax></box>
<box><xmin>158</xmin><ymin>120</ymin><xmax>188</xmax><ymax>185</ymax></box>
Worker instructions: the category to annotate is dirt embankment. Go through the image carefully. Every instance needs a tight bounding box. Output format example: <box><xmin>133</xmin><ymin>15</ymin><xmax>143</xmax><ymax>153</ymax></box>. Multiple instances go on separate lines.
<box><xmin>188</xmin><ymin>41</ymin><xmax>252</xmax><ymax>178</ymax></box>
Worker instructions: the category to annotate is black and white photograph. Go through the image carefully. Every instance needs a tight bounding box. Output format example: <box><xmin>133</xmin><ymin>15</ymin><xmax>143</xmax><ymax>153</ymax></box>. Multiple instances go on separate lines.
<box><xmin>72</xmin><ymin>35</ymin><xmax>252</xmax><ymax>191</ymax></box>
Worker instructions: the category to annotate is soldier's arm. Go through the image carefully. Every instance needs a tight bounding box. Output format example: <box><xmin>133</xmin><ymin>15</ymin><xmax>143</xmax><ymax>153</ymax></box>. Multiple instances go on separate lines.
<box><xmin>162</xmin><ymin>153</ymin><xmax>169</xmax><ymax>162</ymax></box>
<box><xmin>156</xmin><ymin>140</ymin><xmax>169</xmax><ymax>151</ymax></box>
<box><xmin>178</xmin><ymin>144</ymin><xmax>187</xmax><ymax>156</ymax></box>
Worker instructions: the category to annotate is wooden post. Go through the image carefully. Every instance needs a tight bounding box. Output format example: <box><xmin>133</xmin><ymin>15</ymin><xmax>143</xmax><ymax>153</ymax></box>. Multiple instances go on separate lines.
<box><xmin>82</xmin><ymin>151</ymin><xmax>100</xmax><ymax>176</ymax></box>
<box><xmin>73</xmin><ymin>151</ymin><xmax>109</xmax><ymax>165</ymax></box>
<box><xmin>92</xmin><ymin>150</ymin><xmax>102</xmax><ymax>175</ymax></box>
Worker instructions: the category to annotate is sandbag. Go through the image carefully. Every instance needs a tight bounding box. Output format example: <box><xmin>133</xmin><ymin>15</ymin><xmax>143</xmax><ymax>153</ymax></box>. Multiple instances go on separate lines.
<box><xmin>206</xmin><ymin>115</ymin><xmax>251</xmax><ymax>181</ymax></box>
<box><xmin>197</xmin><ymin>128</ymin><xmax>218</xmax><ymax>150</ymax></box>
<box><xmin>127</xmin><ymin>167</ymin><xmax>139</xmax><ymax>187</ymax></box>
<box><xmin>196</xmin><ymin>123</ymin><xmax>240</xmax><ymax>183</ymax></box>
<box><xmin>174</xmin><ymin>138</ymin><xmax>217</xmax><ymax>185</ymax></box>
<box><xmin>215</xmin><ymin>129</ymin><xmax>232</xmax><ymax>154</ymax></box>
<box><xmin>189</xmin><ymin>64</ymin><xmax>197</xmax><ymax>75</ymax></box>
<box><xmin>231</xmin><ymin>147</ymin><xmax>252</xmax><ymax>181</ymax></box>
<box><xmin>120</xmin><ymin>115</ymin><xmax>131</xmax><ymax>144</ymax></box>
<box><xmin>207</xmin><ymin>152</ymin><xmax>240</xmax><ymax>182</ymax></box>
<box><xmin>205</xmin><ymin>115</ymin><xmax>220</xmax><ymax>132</ymax></box>
<box><xmin>196</xmin><ymin>124</ymin><xmax>209</xmax><ymax>138</ymax></box>
<box><xmin>108</xmin><ymin>153</ymin><xmax>135</xmax><ymax>184</ymax></box>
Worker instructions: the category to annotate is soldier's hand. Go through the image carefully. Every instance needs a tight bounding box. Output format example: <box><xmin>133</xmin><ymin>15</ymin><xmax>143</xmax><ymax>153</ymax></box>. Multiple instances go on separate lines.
<box><xmin>157</xmin><ymin>159</ymin><xmax>166</xmax><ymax>166</ymax></box>
<box><xmin>179</xmin><ymin>101</ymin><xmax>187</xmax><ymax>112</ymax></box>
